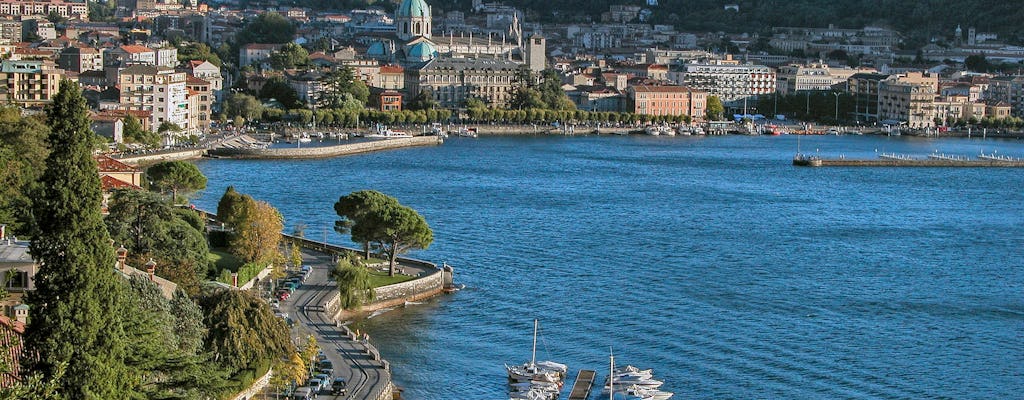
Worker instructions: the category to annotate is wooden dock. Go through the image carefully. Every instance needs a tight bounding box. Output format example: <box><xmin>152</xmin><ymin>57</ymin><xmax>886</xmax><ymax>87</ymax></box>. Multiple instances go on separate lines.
<box><xmin>567</xmin><ymin>370</ymin><xmax>596</xmax><ymax>400</ymax></box>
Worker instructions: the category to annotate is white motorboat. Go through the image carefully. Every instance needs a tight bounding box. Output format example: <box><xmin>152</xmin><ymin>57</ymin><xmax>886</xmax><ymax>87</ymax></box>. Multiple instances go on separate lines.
<box><xmin>365</xmin><ymin>124</ymin><xmax>413</xmax><ymax>138</ymax></box>
<box><xmin>644</xmin><ymin>126</ymin><xmax>661</xmax><ymax>136</ymax></box>
<box><xmin>454</xmin><ymin>127</ymin><xmax>479</xmax><ymax>137</ymax></box>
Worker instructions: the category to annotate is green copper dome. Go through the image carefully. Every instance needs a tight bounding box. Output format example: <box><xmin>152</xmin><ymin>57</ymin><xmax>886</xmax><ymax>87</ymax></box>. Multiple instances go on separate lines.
<box><xmin>397</xmin><ymin>0</ymin><xmax>430</xmax><ymax>18</ymax></box>
<box><xmin>407</xmin><ymin>41</ymin><xmax>438</xmax><ymax>61</ymax></box>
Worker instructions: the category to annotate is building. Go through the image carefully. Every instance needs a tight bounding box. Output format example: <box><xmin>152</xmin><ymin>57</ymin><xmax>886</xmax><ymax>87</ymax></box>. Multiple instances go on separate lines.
<box><xmin>375</xmin><ymin>64</ymin><xmax>404</xmax><ymax>90</ymax></box>
<box><xmin>0</xmin><ymin>233</ymin><xmax>36</xmax><ymax>295</ymax></box>
<box><xmin>0</xmin><ymin>59</ymin><xmax>64</xmax><ymax>107</ymax></box>
<box><xmin>407</xmin><ymin>57</ymin><xmax>523</xmax><ymax>108</ymax></box>
<box><xmin>239</xmin><ymin>43</ymin><xmax>283</xmax><ymax>68</ymax></box>
<box><xmin>58</xmin><ymin>45</ymin><xmax>103</xmax><ymax>73</ymax></box>
<box><xmin>379</xmin><ymin>90</ymin><xmax>402</xmax><ymax>111</ymax></box>
<box><xmin>988</xmin><ymin>75</ymin><xmax>1024</xmax><ymax>117</ymax></box>
<box><xmin>185</xmin><ymin>75</ymin><xmax>212</xmax><ymax>133</ymax></box>
<box><xmin>775</xmin><ymin>63</ymin><xmax>865</xmax><ymax>95</ymax></box>
<box><xmin>0</xmin><ymin>0</ymin><xmax>88</xmax><ymax>19</ymax></box>
<box><xmin>117</xmin><ymin>65</ymin><xmax>189</xmax><ymax>135</ymax></box>
<box><xmin>848</xmin><ymin>72</ymin><xmax>890</xmax><ymax>122</ymax></box>
<box><xmin>180</xmin><ymin>59</ymin><xmax>223</xmax><ymax>104</ymax></box>
<box><xmin>625</xmin><ymin>84</ymin><xmax>706</xmax><ymax>119</ymax></box>
<box><xmin>104</xmin><ymin>44</ymin><xmax>157</xmax><ymax>67</ymax></box>
<box><xmin>878</xmin><ymin>78</ymin><xmax>936</xmax><ymax>129</ymax></box>
<box><xmin>668</xmin><ymin>56</ymin><xmax>775</xmax><ymax>106</ymax></box>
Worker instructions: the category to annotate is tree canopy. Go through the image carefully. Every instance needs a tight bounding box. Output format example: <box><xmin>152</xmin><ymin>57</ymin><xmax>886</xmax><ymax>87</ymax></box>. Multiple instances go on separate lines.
<box><xmin>705</xmin><ymin>95</ymin><xmax>724</xmax><ymax>121</ymax></box>
<box><xmin>147</xmin><ymin>161</ymin><xmax>208</xmax><ymax>203</ymax></box>
<box><xmin>331</xmin><ymin>253</ymin><xmax>374</xmax><ymax>310</ymax></box>
<box><xmin>223</xmin><ymin>92</ymin><xmax>265</xmax><ymax>123</ymax></box>
<box><xmin>105</xmin><ymin>190</ymin><xmax>210</xmax><ymax>295</ymax></box>
<box><xmin>334</xmin><ymin>190</ymin><xmax>433</xmax><ymax>276</ymax></box>
<box><xmin>234</xmin><ymin>12</ymin><xmax>296</xmax><ymax>46</ymax></box>
<box><xmin>176</xmin><ymin>42</ymin><xmax>223</xmax><ymax>67</ymax></box>
<box><xmin>268</xmin><ymin>43</ymin><xmax>310</xmax><ymax>70</ymax></box>
<box><xmin>259</xmin><ymin>76</ymin><xmax>302</xmax><ymax>109</ymax></box>
<box><xmin>24</xmin><ymin>79</ymin><xmax>135</xmax><ymax>398</ymax></box>
<box><xmin>0</xmin><ymin>106</ymin><xmax>49</xmax><ymax>235</ymax></box>
<box><xmin>198</xmin><ymin>288</ymin><xmax>292</xmax><ymax>372</ymax></box>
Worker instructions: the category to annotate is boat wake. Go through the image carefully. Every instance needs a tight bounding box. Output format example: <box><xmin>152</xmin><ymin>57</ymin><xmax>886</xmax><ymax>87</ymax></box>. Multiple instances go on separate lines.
<box><xmin>404</xmin><ymin>301</ymin><xmax>425</xmax><ymax>306</ymax></box>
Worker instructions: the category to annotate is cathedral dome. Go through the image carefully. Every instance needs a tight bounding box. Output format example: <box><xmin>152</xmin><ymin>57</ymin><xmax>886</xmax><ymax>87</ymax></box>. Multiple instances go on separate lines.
<box><xmin>397</xmin><ymin>0</ymin><xmax>430</xmax><ymax>19</ymax></box>
<box><xmin>406</xmin><ymin>41</ymin><xmax>438</xmax><ymax>62</ymax></box>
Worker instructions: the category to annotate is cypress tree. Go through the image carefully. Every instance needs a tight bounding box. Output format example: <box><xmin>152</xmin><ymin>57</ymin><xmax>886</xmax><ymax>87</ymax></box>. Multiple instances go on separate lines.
<box><xmin>24</xmin><ymin>80</ymin><xmax>135</xmax><ymax>399</ymax></box>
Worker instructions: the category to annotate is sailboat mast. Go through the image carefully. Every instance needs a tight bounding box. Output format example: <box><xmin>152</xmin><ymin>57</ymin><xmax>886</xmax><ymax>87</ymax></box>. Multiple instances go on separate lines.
<box><xmin>531</xmin><ymin>319</ymin><xmax>538</xmax><ymax>366</ymax></box>
<box><xmin>609</xmin><ymin>350</ymin><xmax>615</xmax><ymax>400</ymax></box>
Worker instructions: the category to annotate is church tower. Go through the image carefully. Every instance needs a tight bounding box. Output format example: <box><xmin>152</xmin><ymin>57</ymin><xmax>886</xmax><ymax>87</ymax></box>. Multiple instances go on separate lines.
<box><xmin>525</xmin><ymin>34</ymin><xmax>546</xmax><ymax>72</ymax></box>
<box><xmin>396</xmin><ymin>0</ymin><xmax>432</xmax><ymax>41</ymax></box>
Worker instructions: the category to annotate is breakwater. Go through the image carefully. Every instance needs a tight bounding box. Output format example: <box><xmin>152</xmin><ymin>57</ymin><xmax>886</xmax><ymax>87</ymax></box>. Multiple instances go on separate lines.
<box><xmin>793</xmin><ymin>155</ymin><xmax>1024</xmax><ymax>167</ymax></box>
<box><xmin>208</xmin><ymin>136</ymin><xmax>442</xmax><ymax>159</ymax></box>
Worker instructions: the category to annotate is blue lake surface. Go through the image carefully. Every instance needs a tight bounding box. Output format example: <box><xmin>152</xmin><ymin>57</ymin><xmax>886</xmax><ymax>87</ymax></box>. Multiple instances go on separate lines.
<box><xmin>193</xmin><ymin>134</ymin><xmax>1024</xmax><ymax>399</ymax></box>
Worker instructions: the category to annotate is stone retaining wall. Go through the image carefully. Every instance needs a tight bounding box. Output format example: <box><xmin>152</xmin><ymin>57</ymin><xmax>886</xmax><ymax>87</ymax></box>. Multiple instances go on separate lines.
<box><xmin>116</xmin><ymin>148</ymin><xmax>206</xmax><ymax>165</ymax></box>
<box><xmin>208</xmin><ymin>136</ymin><xmax>442</xmax><ymax>159</ymax></box>
<box><xmin>363</xmin><ymin>269</ymin><xmax>445</xmax><ymax>313</ymax></box>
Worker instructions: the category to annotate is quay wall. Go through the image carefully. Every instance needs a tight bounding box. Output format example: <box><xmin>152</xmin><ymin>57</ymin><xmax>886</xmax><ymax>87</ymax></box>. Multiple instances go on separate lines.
<box><xmin>208</xmin><ymin>136</ymin><xmax>442</xmax><ymax>159</ymax></box>
<box><xmin>115</xmin><ymin>148</ymin><xmax>206</xmax><ymax>165</ymax></box>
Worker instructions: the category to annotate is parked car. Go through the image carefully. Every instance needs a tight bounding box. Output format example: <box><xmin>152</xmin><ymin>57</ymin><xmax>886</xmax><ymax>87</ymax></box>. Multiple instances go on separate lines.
<box><xmin>292</xmin><ymin>386</ymin><xmax>315</xmax><ymax>400</ymax></box>
<box><xmin>307</xmin><ymin>378</ymin><xmax>322</xmax><ymax>393</ymax></box>
<box><xmin>331</xmin><ymin>378</ymin><xmax>347</xmax><ymax>395</ymax></box>
<box><xmin>276</xmin><ymin>290</ymin><xmax>290</xmax><ymax>301</ymax></box>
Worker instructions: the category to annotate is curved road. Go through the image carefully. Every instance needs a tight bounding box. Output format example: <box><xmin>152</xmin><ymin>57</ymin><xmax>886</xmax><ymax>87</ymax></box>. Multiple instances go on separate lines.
<box><xmin>278</xmin><ymin>249</ymin><xmax>391</xmax><ymax>400</ymax></box>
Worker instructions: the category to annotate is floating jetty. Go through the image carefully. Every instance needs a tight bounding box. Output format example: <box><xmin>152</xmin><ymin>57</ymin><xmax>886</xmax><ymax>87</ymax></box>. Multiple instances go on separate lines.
<box><xmin>793</xmin><ymin>153</ymin><xmax>1024</xmax><ymax>167</ymax></box>
<box><xmin>567</xmin><ymin>370</ymin><xmax>596</xmax><ymax>400</ymax></box>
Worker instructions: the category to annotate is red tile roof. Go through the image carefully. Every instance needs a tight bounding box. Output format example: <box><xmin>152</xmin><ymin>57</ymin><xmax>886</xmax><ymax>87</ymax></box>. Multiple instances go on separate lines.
<box><xmin>119</xmin><ymin>45</ymin><xmax>153</xmax><ymax>54</ymax></box>
<box><xmin>380</xmin><ymin>65</ymin><xmax>404</xmax><ymax>74</ymax></box>
<box><xmin>101</xmin><ymin>175</ymin><xmax>142</xmax><ymax>191</ymax></box>
<box><xmin>94</xmin><ymin>155</ymin><xmax>140</xmax><ymax>173</ymax></box>
<box><xmin>0</xmin><ymin>315</ymin><xmax>25</xmax><ymax>388</ymax></box>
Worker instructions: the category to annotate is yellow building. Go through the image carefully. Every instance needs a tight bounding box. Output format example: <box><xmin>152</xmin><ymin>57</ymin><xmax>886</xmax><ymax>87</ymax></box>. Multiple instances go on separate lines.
<box><xmin>0</xmin><ymin>59</ymin><xmax>64</xmax><ymax>107</ymax></box>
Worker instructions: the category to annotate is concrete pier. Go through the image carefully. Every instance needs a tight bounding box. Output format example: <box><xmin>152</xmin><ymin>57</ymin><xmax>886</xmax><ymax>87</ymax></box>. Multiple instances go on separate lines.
<box><xmin>208</xmin><ymin>136</ymin><xmax>443</xmax><ymax>159</ymax></box>
<box><xmin>793</xmin><ymin>155</ymin><xmax>1024</xmax><ymax>167</ymax></box>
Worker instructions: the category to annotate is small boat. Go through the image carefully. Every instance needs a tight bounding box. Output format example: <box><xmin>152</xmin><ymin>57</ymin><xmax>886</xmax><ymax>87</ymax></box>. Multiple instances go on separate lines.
<box><xmin>454</xmin><ymin>127</ymin><xmax>479</xmax><ymax>137</ymax></box>
<box><xmin>365</xmin><ymin>124</ymin><xmax>413</xmax><ymax>139</ymax></box>
<box><xmin>644</xmin><ymin>126</ymin><xmax>661</xmax><ymax>136</ymax></box>
<box><xmin>507</xmin><ymin>319</ymin><xmax>566</xmax><ymax>395</ymax></box>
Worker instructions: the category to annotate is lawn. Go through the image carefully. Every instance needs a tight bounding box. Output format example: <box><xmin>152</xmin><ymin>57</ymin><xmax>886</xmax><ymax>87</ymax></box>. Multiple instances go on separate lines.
<box><xmin>208</xmin><ymin>249</ymin><xmax>243</xmax><ymax>272</ymax></box>
<box><xmin>366</xmin><ymin>269</ymin><xmax>415</xmax><ymax>288</ymax></box>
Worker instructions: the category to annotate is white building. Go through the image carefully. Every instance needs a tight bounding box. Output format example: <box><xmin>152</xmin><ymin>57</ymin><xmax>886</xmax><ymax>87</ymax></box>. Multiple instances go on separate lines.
<box><xmin>117</xmin><ymin>65</ymin><xmax>190</xmax><ymax>136</ymax></box>
<box><xmin>668</xmin><ymin>56</ymin><xmax>775</xmax><ymax>105</ymax></box>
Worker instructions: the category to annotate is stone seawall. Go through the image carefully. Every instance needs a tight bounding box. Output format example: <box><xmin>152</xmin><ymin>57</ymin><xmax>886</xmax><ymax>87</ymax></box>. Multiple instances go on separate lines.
<box><xmin>208</xmin><ymin>136</ymin><xmax>442</xmax><ymax>159</ymax></box>
<box><xmin>364</xmin><ymin>269</ymin><xmax>445</xmax><ymax>313</ymax></box>
<box><xmin>116</xmin><ymin>148</ymin><xmax>206</xmax><ymax>165</ymax></box>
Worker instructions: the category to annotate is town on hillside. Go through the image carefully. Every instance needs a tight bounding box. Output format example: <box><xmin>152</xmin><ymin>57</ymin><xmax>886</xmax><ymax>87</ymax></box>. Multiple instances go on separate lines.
<box><xmin>2</xmin><ymin>0</ymin><xmax>1024</xmax><ymax>399</ymax></box>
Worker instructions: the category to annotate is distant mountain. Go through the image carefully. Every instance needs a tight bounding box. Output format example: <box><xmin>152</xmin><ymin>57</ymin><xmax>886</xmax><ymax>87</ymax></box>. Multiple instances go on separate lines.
<box><xmin>428</xmin><ymin>0</ymin><xmax>1024</xmax><ymax>46</ymax></box>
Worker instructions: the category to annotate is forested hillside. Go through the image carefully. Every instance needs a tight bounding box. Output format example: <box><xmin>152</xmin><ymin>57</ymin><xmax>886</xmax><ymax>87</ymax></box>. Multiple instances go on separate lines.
<box><xmin>425</xmin><ymin>0</ymin><xmax>1024</xmax><ymax>46</ymax></box>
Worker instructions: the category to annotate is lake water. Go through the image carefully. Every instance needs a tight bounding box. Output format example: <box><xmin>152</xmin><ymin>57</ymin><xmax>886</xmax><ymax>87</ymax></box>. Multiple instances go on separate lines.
<box><xmin>193</xmin><ymin>134</ymin><xmax>1024</xmax><ymax>399</ymax></box>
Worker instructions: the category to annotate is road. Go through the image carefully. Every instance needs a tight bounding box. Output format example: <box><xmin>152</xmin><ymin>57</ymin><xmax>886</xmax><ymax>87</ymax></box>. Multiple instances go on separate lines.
<box><xmin>274</xmin><ymin>248</ymin><xmax>391</xmax><ymax>400</ymax></box>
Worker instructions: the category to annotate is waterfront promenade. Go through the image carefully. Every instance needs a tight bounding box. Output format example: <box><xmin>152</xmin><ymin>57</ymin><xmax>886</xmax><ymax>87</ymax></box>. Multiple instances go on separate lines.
<box><xmin>276</xmin><ymin>247</ymin><xmax>395</xmax><ymax>400</ymax></box>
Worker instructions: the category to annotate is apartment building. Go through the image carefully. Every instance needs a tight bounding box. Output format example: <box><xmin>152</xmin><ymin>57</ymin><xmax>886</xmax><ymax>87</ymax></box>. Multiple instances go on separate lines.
<box><xmin>988</xmin><ymin>75</ymin><xmax>1024</xmax><ymax>117</ymax></box>
<box><xmin>668</xmin><ymin>57</ymin><xmax>775</xmax><ymax>106</ymax></box>
<box><xmin>58</xmin><ymin>45</ymin><xmax>102</xmax><ymax>73</ymax></box>
<box><xmin>185</xmin><ymin>75</ymin><xmax>212</xmax><ymax>133</ymax></box>
<box><xmin>117</xmin><ymin>65</ymin><xmax>189</xmax><ymax>135</ymax></box>
<box><xmin>0</xmin><ymin>0</ymin><xmax>87</xmax><ymax>19</ymax></box>
<box><xmin>878</xmin><ymin>78</ymin><xmax>936</xmax><ymax>128</ymax></box>
<box><xmin>0</xmin><ymin>59</ymin><xmax>64</xmax><ymax>107</ymax></box>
